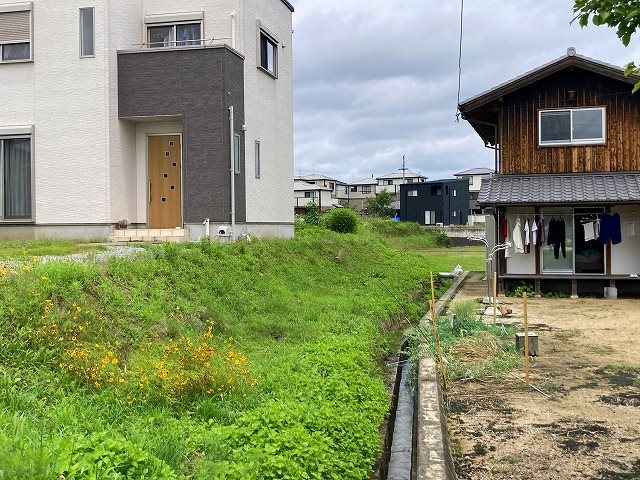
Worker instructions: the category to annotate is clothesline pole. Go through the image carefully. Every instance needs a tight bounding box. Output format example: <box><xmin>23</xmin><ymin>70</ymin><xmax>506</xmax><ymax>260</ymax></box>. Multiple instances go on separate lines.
<box><xmin>523</xmin><ymin>292</ymin><xmax>530</xmax><ymax>385</ymax></box>
<box><xmin>492</xmin><ymin>271</ymin><xmax>497</xmax><ymax>325</ymax></box>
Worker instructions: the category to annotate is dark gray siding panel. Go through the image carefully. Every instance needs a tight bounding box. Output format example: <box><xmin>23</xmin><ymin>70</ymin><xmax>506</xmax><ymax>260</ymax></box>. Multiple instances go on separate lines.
<box><xmin>118</xmin><ymin>47</ymin><xmax>246</xmax><ymax>223</ymax></box>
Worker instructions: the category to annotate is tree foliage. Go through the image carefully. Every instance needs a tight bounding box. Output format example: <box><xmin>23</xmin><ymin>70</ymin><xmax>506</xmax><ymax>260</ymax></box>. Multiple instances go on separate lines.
<box><xmin>364</xmin><ymin>190</ymin><xmax>395</xmax><ymax>217</ymax></box>
<box><xmin>573</xmin><ymin>0</ymin><xmax>640</xmax><ymax>91</ymax></box>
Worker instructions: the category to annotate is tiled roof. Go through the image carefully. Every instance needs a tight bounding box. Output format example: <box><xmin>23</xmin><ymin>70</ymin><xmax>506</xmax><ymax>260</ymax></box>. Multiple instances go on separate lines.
<box><xmin>478</xmin><ymin>173</ymin><xmax>640</xmax><ymax>205</ymax></box>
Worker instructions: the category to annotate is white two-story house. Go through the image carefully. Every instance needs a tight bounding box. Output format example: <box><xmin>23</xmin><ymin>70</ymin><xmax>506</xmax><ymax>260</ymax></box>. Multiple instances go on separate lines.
<box><xmin>0</xmin><ymin>0</ymin><xmax>294</xmax><ymax>241</ymax></box>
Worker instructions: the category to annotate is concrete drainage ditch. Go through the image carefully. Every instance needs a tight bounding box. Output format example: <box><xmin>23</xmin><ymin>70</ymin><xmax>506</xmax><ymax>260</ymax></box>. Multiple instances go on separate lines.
<box><xmin>378</xmin><ymin>272</ymin><xmax>468</xmax><ymax>480</ymax></box>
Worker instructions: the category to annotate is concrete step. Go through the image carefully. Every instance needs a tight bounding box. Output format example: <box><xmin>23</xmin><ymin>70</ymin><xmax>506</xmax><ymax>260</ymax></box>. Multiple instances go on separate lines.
<box><xmin>109</xmin><ymin>228</ymin><xmax>187</xmax><ymax>243</ymax></box>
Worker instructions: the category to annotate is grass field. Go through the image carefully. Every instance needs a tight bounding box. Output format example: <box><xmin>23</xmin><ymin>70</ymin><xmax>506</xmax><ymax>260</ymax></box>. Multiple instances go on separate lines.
<box><xmin>0</xmin><ymin>220</ymin><xmax>483</xmax><ymax>479</ymax></box>
<box><xmin>0</xmin><ymin>239</ymin><xmax>106</xmax><ymax>259</ymax></box>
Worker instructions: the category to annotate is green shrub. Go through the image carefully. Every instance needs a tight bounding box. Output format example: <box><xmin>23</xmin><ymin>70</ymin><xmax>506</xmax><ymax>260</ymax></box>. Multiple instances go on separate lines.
<box><xmin>303</xmin><ymin>202</ymin><xmax>321</xmax><ymax>226</ymax></box>
<box><xmin>450</xmin><ymin>299</ymin><xmax>479</xmax><ymax>322</ymax></box>
<box><xmin>324</xmin><ymin>208</ymin><xmax>358</xmax><ymax>233</ymax></box>
<box><xmin>434</xmin><ymin>230</ymin><xmax>450</xmax><ymax>247</ymax></box>
<box><xmin>506</xmin><ymin>281</ymin><xmax>535</xmax><ymax>298</ymax></box>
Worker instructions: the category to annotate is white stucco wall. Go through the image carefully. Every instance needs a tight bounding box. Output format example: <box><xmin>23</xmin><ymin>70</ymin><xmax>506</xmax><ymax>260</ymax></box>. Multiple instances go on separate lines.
<box><xmin>241</xmin><ymin>0</ymin><xmax>294</xmax><ymax>224</ymax></box>
<box><xmin>610</xmin><ymin>205</ymin><xmax>640</xmax><ymax>275</ymax></box>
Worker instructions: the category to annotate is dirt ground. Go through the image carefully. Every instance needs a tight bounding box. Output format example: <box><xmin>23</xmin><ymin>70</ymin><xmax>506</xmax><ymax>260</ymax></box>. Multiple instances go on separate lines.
<box><xmin>446</xmin><ymin>273</ymin><xmax>640</xmax><ymax>480</ymax></box>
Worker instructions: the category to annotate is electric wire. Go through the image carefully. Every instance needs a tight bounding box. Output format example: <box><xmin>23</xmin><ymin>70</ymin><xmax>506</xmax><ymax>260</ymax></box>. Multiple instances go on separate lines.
<box><xmin>455</xmin><ymin>0</ymin><xmax>465</xmax><ymax>122</ymax></box>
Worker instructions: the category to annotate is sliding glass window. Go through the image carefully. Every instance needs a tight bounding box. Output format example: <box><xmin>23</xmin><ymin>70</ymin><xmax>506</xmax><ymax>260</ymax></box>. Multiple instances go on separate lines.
<box><xmin>1</xmin><ymin>138</ymin><xmax>32</xmax><ymax>220</ymax></box>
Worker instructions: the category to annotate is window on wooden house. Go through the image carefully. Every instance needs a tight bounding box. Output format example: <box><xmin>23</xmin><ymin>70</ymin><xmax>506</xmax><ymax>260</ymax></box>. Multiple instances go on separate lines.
<box><xmin>539</xmin><ymin>107</ymin><xmax>605</xmax><ymax>146</ymax></box>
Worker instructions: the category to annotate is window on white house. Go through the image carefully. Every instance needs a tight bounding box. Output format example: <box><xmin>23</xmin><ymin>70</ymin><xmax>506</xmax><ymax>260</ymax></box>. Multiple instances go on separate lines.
<box><xmin>407</xmin><ymin>178</ymin><xmax>414</xmax><ymax>183</ymax></box>
<box><xmin>408</xmin><ymin>190</ymin><xmax>417</xmax><ymax>197</ymax></box>
<box><xmin>362</xmin><ymin>186</ymin><xmax>372</xmax><ymax>194</ymax></box>
<box><xmin>425</xmin><ymin>210</ymin><xmax>436</xmax><ymax>225</ymax></box>
<box><xmin>304</xmin><ymin>191</ymin><xmax>315</xmax><ymax>198</ymax></box>
<box><xmin>0</xmin><ymin>7</ymin><xmax>32</xmax><ymax>63</ymax></box>
<box><xmin>148</xmin><ymin>22</ymin><xmax>202</xmax><ymax>48</ymax></box>
<box><xmin>350</xmin><ymin>186</ymin><xmax>358</xmax><ymax>192</ymax></box>
<box><xmin>452</xmin><ymin>189</ymin><xmax>457</xmax><ymax>197</ymax></box>
<box><xmin>539</xmin><ymin>107</ymin><xmax>605</xmax><ymax>146</ymax></box>
<box><xmin>234</xmin><ymin>134</ymin><xmax>241</xmax><ymax>174</ymax></box>
<box><xmin>254</xmin><ymin>141</ymin><xmax>260</xmax><ymax>179</ymax></box>
<box><xmin>468</xmin><ymin>177</ymin><xmax>473</xmax><ymax>185</ymax></box>
<box><xmin>329</xmin><ymin>182</ymin><xmax>335</xmax><ymax>190</ymax></box>
<box><xmin>80</xmin><ymin>8</ymin><xmax>95</xmax><ymax>57</ymax></box>
<box><xmin>385</xmin><ymin>180</ymin><xmax>393</xmax><ymax>185</ymax></box>
<box><xmin>1</xmin><ymin>137</ymin><xmax>32</xmax><ymax>220</ymax></box>
<box><xmin>259</xmin><ymin>31</ymin><xmax>277</xmax><ymax>76</ymax></box>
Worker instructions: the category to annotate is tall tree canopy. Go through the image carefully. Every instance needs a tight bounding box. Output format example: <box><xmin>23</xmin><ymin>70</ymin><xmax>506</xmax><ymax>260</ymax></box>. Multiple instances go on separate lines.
<box><xmin>573</xmin><ymin>0</ymin><xmax>640</xmax><ymax>91</ymax></box>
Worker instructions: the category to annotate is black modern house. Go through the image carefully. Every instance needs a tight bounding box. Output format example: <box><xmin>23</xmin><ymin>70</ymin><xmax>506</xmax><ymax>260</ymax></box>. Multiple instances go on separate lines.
<box><xmin>400</xmin><ymin>179</ymin><xmax>469</xmax><ymax>225</ymax></box>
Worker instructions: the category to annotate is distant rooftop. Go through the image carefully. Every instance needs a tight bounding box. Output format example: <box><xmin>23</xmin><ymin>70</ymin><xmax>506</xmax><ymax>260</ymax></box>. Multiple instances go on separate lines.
<box><xmin>351</xmin><ymin>177</ymin><xmax>378</xmax><ymax>185</ymax></box>
<box><xmin>454</xmin><ymin>167</ymin><xmax>493</xmax><ymax>176</ymax></box>
<box><xmin>294</xmin><ymin>181</ymin><xmax>332</xmax><ymax>192</ymax></box>
<box><xmin>377</xmin><ymin>171</ymin><xmax>427</xmax><ymax>180</ymax></box>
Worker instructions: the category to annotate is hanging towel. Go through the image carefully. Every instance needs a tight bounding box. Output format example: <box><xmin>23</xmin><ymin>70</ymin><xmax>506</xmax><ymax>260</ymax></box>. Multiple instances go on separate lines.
<box><xmin>513</xmin><ymin>217</ymin><xmax>524</xmax><ymax>254</ymax></box>
<box><xmin>524</xmin><ymin>219</ymin><xmax>530</xmax><ymax>254</ymax></box>
<box><xmin>501</xmin><ymin>217</ymin><xmax>509</xmax><ymax>240</ymax></box>
<box><xmin>627</xmin><ymin>221</ymin><xmax>636</xmax><ymax>237</ymax></box>
<box><xmin>532</xmin><ymin>219</ymin><xmax>538</xmax><ymax>246</ymax></box>
<box><xmin>584</xmin><ymin>221</ymin><xmax>596</xmax><ymax>242</ymax></box>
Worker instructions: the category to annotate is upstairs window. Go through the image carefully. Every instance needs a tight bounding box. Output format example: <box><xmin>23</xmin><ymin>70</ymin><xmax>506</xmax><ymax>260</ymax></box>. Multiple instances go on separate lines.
<box><xmin>539</xmin><ymin>107</ymin><xmax>605</xmax><ymax>146</ymax></box>
<box><xmin>362</xmin><ymin>186</ymin><xmax>372</xmax><ymax>194</ymax></box>
<box><xmin>80</xmin><ymin>7</ymin><xmax>95</xmax><ymax>57</ymax></box>
<box><xmin>148</xmin><ymin>23</ymin><xmax>201</xmax><ymax>48</ymax></box>
<box><xmin>0</xmin><ymin>5</ymin><xmax>32</xmax><ymax>63</ymax></box>
<box><xmin>408</xmin><ymin>190</ymin><xmax>417</xmax><ymax>197</ymax></box>
<box><xmin>259</xmin><ymin>31</ymin><xmax>277</xmax><ymax>76</ymax></box>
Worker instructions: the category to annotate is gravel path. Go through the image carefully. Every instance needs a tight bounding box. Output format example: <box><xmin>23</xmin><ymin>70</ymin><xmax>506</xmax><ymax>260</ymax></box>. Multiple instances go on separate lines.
<box><xmin>0</xmin><ymin>245</ymin><xmax>145</xmax><ymax>271</ymax></box>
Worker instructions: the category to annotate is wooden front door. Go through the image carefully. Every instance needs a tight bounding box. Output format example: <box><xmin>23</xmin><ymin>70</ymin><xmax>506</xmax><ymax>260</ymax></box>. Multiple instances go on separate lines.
<box><xmin>148</xmin><ymin>135</ymin><xmax>182</xmax><ymax>229</ymax></box>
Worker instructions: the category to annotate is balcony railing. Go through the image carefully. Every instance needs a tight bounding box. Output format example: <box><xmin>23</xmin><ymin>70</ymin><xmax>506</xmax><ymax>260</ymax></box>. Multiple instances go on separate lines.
<box><xmin>130</xmin><ymin>37</ymin><xmax>232</xmax><ymax>50</ymax></box>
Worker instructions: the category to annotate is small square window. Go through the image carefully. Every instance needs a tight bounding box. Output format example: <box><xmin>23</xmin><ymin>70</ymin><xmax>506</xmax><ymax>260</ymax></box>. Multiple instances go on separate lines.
<box><xmin>408</xmin><ymin>190</ymin><xmax>417</xmax><ymax>197</ymax></box>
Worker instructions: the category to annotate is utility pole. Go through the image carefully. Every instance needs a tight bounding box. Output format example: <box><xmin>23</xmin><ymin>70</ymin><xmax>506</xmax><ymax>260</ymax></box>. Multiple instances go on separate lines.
<box><xmin>399</xmin><ymin>155</ymin><xmax>408</xmax><ymax>183</ymax></box>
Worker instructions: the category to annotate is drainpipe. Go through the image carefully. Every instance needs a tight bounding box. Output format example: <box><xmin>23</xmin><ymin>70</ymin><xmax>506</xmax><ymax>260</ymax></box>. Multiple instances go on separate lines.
<box><xmin>461</xmin><ymin>115</ymin><xmax>500</xmax><ymax>173</ymax></box>
<box><xmin>229</xmin><ymin>106</ymin><xmax>236</xmax><ymax>242</ymax></box>
<box><xmin>230</xmin><ymin>12</ymin><xmax>236</xmax><ymax>49</ymax></box>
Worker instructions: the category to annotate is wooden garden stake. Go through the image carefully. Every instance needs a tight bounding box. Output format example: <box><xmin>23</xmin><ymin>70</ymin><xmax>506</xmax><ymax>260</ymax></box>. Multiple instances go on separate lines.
<box><xmin>430</xmin><ymin>272</ymin><xmax>447</xmax><ymax>391</ymax></box>
<box><xmin>492</xmin><ymin>271</ymin><xmax>497</xmax><ymax>325</ymax></box>
<box><xmin>523</xmin><ymin>292</ymin><xmax>530</xmax><ymax>385</ymax></box>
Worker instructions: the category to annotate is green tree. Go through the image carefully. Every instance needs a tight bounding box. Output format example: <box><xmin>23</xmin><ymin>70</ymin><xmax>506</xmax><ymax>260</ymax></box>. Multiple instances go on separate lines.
<box><xmin>364</xmin><ymin>190</ymin><xmax>395</xmax><ymax>217</ymax></box>
<box><xmin>304</xmin><ymin>201</ymin><xmax>321</xmax><ymax>225</ymax></box>
<box><xmin>573</xmin><ymin>0</ymin><xmax>640</xmax><ymax>91</ymax></box>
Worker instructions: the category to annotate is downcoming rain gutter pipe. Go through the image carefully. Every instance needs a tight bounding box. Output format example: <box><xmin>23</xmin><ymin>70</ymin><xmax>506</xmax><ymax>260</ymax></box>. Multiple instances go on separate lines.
<box><xmin>461</xmin><ymin>114</ymin><xmax>500</xmax><ymax>173</ymax></box>
<box><xmin>229</xmin><ymin>106</ymin><xmax>236</xmax><ymax>242</ymax></box>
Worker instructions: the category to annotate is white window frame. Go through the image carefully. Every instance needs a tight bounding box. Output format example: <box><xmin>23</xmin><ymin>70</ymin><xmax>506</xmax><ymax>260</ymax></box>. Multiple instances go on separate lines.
<box><xmin>254</xmin><ymin>140</ymin><xmax>260</xmax><ymax>179</ymax></box>
<box><xmin>408</xmin><ymin>190</ymin><xmax>417</xmax><ymax>197</ymax></box>
<box><xmin>538</xmin><ymin>107</ymin><xmax>606</xmax><ymax>146</ymax></box>
<box><xmin>234</xmin><ymin>134</ymin><xmax>241</xmax><ymax>174</ymax></box>
<box><xmin>452</xmin><ymin>189</ymin><xmax>457</xmax><ymax>197</ymax></box>
<box><xmin>0</xmin><ymin>129</ymin><xmax>34</xmax><ymax>222</ymax></box>
<box><xmin>79</xmin><ymin>7</ymin><xmax>95</xmax><ymax>58</ymax></box>
<box><xmin>258</xmin><ymin>30</ymin><xmax>278</xmax><ymax>77</ymax></box>
<box><xmin>362</xmin><ymin>186</ymin><xmax>372</xmax><ymax>194</ymax></box>
<box><xmin>0</xmin><ymin>3</ymin><xmax>33</xmax><ymax>64</ymax></box>
<box><xmin>145</xmin><ymin>18</ymin><xmax>204</xmax><ymax>49</ymax></box>
<box><xmin>468</xmin><ymin>177</ymin><xmax>474</xmax><ymax>185</ymax></box>
<box><xmin>425</xmin><ymin>210</ymin><xmax>436</xmax><ymax>225</ymax></box>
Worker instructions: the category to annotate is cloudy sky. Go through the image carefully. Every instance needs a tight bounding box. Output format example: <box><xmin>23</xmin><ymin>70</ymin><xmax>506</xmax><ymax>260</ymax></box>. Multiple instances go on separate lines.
<box><xmin>289</xmin><ymin>0</ymin><xmax>640</xmax><ymax>183</ymax></box>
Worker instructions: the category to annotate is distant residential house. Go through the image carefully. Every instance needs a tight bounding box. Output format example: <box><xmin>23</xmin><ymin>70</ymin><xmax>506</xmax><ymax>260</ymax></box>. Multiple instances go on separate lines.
<box><xmin>400</xmin><ymin>179</ymin><xmax>469</xmax><ymax>226</ymax></box>
<box><xmin>347</xmin><ymin>178</ymin><xmax>378</xmax><ymax>210</ymax></box>
<box><xmin>459</xmin><ymin>48</ymin><xmax>640</xmax><ymax>297</ymax></box>
<box><xmin>454</xmin><ymin>167</ymin><xmax>493</xmax><ymax>225</ymax></box>
<box><xmin>293</xmin><ymin>180</ymin><xmax>338</xmax><ymax>214</ymax></box>
<box><xmin>297</xmin><ymin>174</ymin><xmax>349</xmax><ymax>205</ymax></box>
<box><xmin>376</xmin><ymin>171</ymin><xmax>428</xmax><ymax>199</ymax></box>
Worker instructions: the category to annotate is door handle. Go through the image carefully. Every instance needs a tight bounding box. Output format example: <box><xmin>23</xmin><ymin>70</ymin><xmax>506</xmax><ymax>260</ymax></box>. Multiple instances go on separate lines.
<box><xmin>149</xmin><ymin>182</ymin><xmax>152</xmax><ymax>204</ymax></box>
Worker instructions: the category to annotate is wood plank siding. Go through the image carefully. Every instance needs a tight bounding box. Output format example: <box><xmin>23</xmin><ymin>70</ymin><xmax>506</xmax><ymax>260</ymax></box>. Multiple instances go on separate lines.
<box><xmin>498</xmin><ymin>68</ymin><xmax>640</xmax><ymax>175</ymax></box>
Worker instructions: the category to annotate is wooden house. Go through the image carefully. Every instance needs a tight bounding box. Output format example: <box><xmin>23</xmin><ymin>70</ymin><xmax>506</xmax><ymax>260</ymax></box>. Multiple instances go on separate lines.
<box><xmin>458</xmin><ymin>48</ymin><xmax>640</xmax><ymax>297</ymax></box>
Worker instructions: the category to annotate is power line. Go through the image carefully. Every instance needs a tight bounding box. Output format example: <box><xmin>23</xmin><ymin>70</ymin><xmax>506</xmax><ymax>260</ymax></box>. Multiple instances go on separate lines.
<box><xmin>455</xmin><ymin>0</ymin><xmax>465</xmax><ymax>123</ymax></box>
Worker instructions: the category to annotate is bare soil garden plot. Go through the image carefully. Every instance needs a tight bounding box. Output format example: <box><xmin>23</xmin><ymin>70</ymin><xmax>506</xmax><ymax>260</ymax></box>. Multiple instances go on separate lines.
<box><xmin>446</xmin><ymin>273</ymin><xmax>640</xmax><ymax>480</ymax></box>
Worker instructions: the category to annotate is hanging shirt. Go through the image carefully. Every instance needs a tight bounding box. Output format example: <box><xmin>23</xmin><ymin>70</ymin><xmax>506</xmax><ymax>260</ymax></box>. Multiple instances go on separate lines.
<box><xmin>512</xmin><ymin>217</ymin><xmax>524</xmax><ymax>254</ymax></box>
<box><xmin>524</xmin><ymin>219</ymin><xmax>530</xmax><ymax>254</ymax></box>
<box><xmin>501</xmin><ymin>217</ymin><xmax>509</xmax><ymax>240</ymax></box>
<box><xmin>532</xmin><ymin>220</ymin><xmax>538</xmax><ymax>246</ymax></box>
<box><xmin>538</xmin><ymin>218</ymin><xmax>545</xmax><ymax>245</ymax></box>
